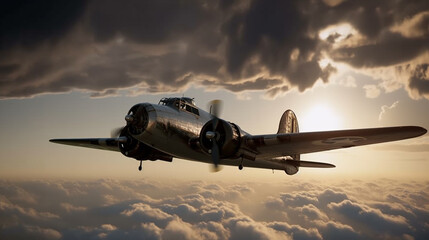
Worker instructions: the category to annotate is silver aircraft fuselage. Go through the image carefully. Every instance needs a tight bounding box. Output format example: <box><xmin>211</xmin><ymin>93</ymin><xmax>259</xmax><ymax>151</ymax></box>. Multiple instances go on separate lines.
<box><xmin>133</xmin><ymin>102</ymin><xmax>218</xmax><ymax>164</ymax></box>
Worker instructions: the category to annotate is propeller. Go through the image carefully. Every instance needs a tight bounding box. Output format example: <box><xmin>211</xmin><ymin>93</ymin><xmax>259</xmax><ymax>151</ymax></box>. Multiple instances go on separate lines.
<box><xmin>111</xmin><ymin>109</ymin><xmax>136</xmax><ymax>138</ymax></box>
<box><xmin>109</xmin><ymin>126</ymin><xmax>127</xmax><ymax>143</ymax></box>
<box><xmin>111</xmin><ymin>127</ymin><xmax>123</xmax><ymax>138</ymax></box>
<box><xmin>110</xmin><ymin>109</ymin><xmax>137</xmax><ymax>141</ymax></box>
<box><xmin>207</xmin><ymin>100</ymin><xmax>223</xmax><ymax>171</ymax></box>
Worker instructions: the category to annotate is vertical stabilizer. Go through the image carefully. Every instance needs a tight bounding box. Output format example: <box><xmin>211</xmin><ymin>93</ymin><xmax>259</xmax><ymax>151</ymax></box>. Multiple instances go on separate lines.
<box><xmin>277</xmin><ymin>110</ymin><xmax>299</xmax><ymax>134</ymax></box>
<box><xmin>278</xmin><ymin>110</ymin><xmax>300</xmax><ymax>174</ymax></box>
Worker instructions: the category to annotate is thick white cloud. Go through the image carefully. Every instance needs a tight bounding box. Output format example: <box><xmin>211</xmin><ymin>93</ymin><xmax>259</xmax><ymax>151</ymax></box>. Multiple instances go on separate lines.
<box><xmin>328</xmin><ymin>200</ymin><xmax>410</xmax><ymax>234</ymax></box>
<box><xmin>0</xmin><ymin>178</ymin><xmax>428</xmax><ymax>239</ymax></box>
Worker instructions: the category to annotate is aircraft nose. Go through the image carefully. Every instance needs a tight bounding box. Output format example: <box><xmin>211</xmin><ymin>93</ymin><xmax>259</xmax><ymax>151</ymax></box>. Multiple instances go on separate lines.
<box><xmin>125</xmin><ymin>104</ymin><xmax>149</xmax><ymax>135</ymax></box>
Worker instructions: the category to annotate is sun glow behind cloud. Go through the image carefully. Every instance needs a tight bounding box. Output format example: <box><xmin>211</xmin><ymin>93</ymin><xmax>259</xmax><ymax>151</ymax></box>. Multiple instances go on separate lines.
<box><xmin>318</xmin><ymin>23</ymin><xmax>357</xmax><ymax>43</ymax></box>
<box><xmin>300</xmin><ymin>104</ymin><xmax>343</xmax><ymax>132</ymax></box>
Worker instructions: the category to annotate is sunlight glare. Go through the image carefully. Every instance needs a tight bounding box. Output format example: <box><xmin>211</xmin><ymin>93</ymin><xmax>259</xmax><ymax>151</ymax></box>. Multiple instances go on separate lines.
<box><xmin>319</xmin><ymin>23</ymin><xmax>356</xmax><ymax>42</ymax></box>
<box><xmin>299</xmin><ymin>104</ymin><xmax>342</xmax><ymax>132</ymax></box>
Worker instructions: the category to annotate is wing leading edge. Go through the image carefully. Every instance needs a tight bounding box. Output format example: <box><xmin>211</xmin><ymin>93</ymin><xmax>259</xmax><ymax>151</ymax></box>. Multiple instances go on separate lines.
<box><xmin>246</xmin><ymin>126</ymin><xmax>427</xmax><ymax>159</ymax></box>
<box><xmin>49</xmin><ymin>138</ymin><xmax>126</xmax><ymax>152</ymax></box>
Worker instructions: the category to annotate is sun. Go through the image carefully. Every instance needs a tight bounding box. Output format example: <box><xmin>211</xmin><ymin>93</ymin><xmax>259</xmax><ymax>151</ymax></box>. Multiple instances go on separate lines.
<box><xmin>299</xmin><ymin>104</ymin><xmax>343</xmax><ymax>132</ymax></box>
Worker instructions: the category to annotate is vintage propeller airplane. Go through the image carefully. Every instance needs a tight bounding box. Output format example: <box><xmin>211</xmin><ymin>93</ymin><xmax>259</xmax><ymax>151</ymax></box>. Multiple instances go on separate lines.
<box><xmin>50</xmin><ymin>97</ymin><xmax>427</xmax><ymax>175</ymax></box>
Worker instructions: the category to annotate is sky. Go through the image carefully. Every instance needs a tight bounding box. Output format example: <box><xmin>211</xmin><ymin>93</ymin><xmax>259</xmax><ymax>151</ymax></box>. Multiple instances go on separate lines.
<box><xmin>1</xmin><ymin>0</ymin><xmax>429</xmax><ymax>239</ymax></box>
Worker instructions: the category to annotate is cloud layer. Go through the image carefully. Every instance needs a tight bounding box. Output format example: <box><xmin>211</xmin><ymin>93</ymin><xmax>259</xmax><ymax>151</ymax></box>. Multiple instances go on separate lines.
<box><xmin>0</xmin><ymin>0</ymin><xmax>429</xmax><ymax>99</ymax></box>
<box><xmin>1</xmin><ymin>178</ymin><xmax>428</xmax><ymax>239</ymax></box>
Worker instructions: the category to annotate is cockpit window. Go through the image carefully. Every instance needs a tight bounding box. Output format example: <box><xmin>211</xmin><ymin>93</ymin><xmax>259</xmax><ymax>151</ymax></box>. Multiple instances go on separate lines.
<box><xmin>159</xmin><ymin>97</ymin><xmax>199</xmax><ymax>116</ymax></box>
<box><xmin>192</xmin><ymin>107</ymin><xmax>199</xmax><ymax>115</ymax></box>
<box><xmin>184</xmin><ymin>104</ymin><xmax>199</xmax><ymax>116</ymax></box>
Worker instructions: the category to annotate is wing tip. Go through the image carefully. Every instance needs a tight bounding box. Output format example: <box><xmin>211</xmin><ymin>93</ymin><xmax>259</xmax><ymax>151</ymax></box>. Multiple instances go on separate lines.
<box><xmin>416</xmin><ymin>126</ymin><xmax>427</xmax><ymax>136</ymax></box>
<box><xmin>403</xmin><ymin>126</ymin><xmax>427</xmax><ymax>138</ymax></box>
<box><xmin>49</xmin><ymin>139</ymin><xmax>68</xmax><ymax>144</ymax></box>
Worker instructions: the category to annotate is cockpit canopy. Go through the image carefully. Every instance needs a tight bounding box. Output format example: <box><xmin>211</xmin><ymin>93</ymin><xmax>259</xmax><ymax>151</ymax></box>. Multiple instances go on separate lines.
<box><xmin>159</xmin><ymin>97</ymin><xmax>199</xmax><ymax>115</ymax></box>
<box><xmin>159</xmin><ymin>97</ymin><xmax>196</xmax><ymax>106</ymax></box>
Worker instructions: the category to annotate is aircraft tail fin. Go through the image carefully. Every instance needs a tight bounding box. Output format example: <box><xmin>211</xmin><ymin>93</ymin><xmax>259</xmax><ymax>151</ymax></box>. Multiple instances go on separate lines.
<box><xmin>277</xmin><ymin>109</ymin><xmax>299</xmax><ymax>134</ymax></box>
<box><xmin>278</xmin><ymin>110</ymin><xmax>300</xmax><ymax>175</ymax></box>
<box><xmin>277</xmin><ymin>109</ymin><xmax>300</xmax><ymax>160</ymax></box>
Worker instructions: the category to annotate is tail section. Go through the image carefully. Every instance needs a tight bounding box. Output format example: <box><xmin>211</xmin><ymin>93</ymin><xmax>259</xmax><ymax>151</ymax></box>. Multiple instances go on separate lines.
<box><xmin>278</xmin><ymin>110</ymin><xmax>300</xmax><ymax>175</ymax></box>
<box><xmin>277</xmin><ymin>109</ymin><xmax>299</xmax><ymax>134</ymax></box>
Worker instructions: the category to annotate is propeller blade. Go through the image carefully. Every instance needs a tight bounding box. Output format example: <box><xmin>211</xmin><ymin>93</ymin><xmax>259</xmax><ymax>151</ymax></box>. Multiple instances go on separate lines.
<box><xmin>206</xmin><ymin>99</ymin><xmax>224</xmax><ymax>172</ymax></box>
<box><xmin>212</xmin><ymin>117</ymin><xmax>219</xmax><ymax>132</ymax></box>
<box><xmin>210</xmin><ymin>164</ymin><xmax>223</xmax><ymax>172</ymax></box>
<box><xmin>211</xmin><ymin>139</ymin><xmax>220</xmax><ymax>171</ymax></box>
<box><xmin>110</xmin><ymin>127</ymin><xmax>123</xmax><ymax>138</ymax></box>
<box><xmin>209</xmin><ymin>100</ymin><xmax>223</xmax><ymax>118</ymax></box>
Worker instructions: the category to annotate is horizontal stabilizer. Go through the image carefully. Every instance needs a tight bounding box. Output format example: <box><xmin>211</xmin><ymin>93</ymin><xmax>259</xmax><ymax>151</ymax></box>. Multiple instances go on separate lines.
<box><xmin>285</xmin><ymin>160</ymin><xmax>335</xmax><ymax>168</ymax></box>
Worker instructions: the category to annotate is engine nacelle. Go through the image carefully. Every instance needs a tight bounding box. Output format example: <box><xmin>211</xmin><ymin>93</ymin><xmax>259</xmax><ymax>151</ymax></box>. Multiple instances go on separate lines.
<box><xmin>119</xmin><ymin>128</ymin><xmax>172</xmax><ymax>161</ymax></box>
<box><xmin>199</xmin><ymin>119</ymin><xmax>241</xmax><ymax>159</ymax></box>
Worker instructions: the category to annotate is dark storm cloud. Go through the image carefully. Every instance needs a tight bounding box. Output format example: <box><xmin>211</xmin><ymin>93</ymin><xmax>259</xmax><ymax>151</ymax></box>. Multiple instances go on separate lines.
<box><xmin>2</xmin><ymin>178</ymin><xmax>429</xmax><ymax>240</ymax></box>
<box><xmin>201</xmin><ymin>77</ymin><xmax>284</xmax><ymax>92</ymax></box>
<box><xmin>221</xmin><ymin>0</ymin><xmax>337</xmax><ymax>91</ymax></box>
<box><xmin>309</xmin><ymin>0</ymin><xmax>423</xmax><ymax>39</ymax></box>
<box><xmin>331</xmin><ymin>32</ymin><xmax>429</xmax><ymax>68</ymax></box>
<box><xmin>88</xmin><ymin>0</ymin><xmax>210</xmax><ymax>44</ymax></box>
<box><xmin>0</xmin><ymin>0</ymin><xmax>88</xmax><ymax>51</ymax></box>
<box><xmin>409</xmin><ymin>64</ymin><xmax>429</xmax><ymax>96</ymax></box>
<box><xmin>1</xmin><ymin>0</ymin><xmax>429</xmax><ymax>99</ymax></box>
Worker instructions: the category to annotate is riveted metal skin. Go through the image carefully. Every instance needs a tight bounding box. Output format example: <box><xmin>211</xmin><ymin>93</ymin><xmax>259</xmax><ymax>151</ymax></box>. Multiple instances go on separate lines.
<box><xmin>129</xmin><ymin>100</ymin><xmax>213</xmax><ymax>163</ymax></box>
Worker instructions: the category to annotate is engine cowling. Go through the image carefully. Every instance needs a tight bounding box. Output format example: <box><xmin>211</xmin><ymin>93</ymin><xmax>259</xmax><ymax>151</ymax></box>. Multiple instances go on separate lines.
<box><xmin>199</xmin><ymin>119</ymin><xmax>241</xmax><ymax>159</ymax></box>
<box><xmin>125</xmin><ymin>104</ymin><xmax>149</xmax><ymax>136</ymax></box>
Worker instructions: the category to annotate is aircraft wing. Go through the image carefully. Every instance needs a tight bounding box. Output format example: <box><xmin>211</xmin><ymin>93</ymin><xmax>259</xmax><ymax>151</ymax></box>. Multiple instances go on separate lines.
<box><xmin>49</xmin><ymin>138</ymin><xmax>124</xmax><ymax>152</ymax></box>
<box><xmin>245</xmin><ymin>126</ymin><xmax>427</xmax><ymax>159</ymax></box>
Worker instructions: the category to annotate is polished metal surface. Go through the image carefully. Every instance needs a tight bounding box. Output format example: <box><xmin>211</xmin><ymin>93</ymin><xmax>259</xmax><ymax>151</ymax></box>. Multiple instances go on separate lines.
<box><xmin>50</xmin><ymin>97</ymin><xmax>428</xmax><ymax>174</ymax></box>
